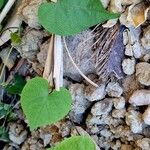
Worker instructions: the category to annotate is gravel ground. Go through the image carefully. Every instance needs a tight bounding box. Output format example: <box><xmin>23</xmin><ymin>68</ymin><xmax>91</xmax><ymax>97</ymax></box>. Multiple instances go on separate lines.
<box><xmin>1</xmin><ymin>0</ymin><xmax>150</xmax><ymax>150</ymax></box>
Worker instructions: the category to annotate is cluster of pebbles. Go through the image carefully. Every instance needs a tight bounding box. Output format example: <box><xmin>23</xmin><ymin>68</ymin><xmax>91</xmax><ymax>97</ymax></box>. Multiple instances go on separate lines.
<box><xmin>3</xmin><ymin>0</ymin><xmax>150</xmax><ymax>150</ymax></box>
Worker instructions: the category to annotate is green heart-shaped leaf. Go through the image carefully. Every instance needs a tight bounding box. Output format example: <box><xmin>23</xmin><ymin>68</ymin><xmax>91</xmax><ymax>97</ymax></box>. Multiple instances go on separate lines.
<box><xmin>21</xmin><ymin>77</ymin><xmax>72</xmax><ymax>130</ymax></box>
<box><xmin>38</xmin><ymin>0</ymin><xmax>120</xmax><ymax>36</ymax></box>
<box><xmin>48</xmin><ymin>136</ymin><xmax>96</xmax><ymax>150</ymax></box>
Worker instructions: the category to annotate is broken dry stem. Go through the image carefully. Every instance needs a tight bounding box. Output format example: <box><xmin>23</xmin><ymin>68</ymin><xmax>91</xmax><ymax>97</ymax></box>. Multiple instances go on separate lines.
<box><xmin>43</xmin><ymin>35</ymin><xmax>54</xmax><ymax>87</ymax></box>
<box><xmin>53</xmin><ymin>35</ymin><xmax>63</xmax><ymax>91</ymax></box>
<box><xmin>0</xmin><ymin>46</ymin><xmax>13</xmax><ymax>82</ymax></box>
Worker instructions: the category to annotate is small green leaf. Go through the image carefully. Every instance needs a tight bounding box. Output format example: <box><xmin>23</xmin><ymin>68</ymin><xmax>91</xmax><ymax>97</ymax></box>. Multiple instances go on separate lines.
<box><xmin>6</xmin><ymin>74</ymin><xmax>26</xmax><ymax>94</ymax></box>
<box><xmin>0</xmin><ymin>102</ymin><xmax>16</xmax><ymax>121</ymax></box>
<box><xmin>0</xmin><ymin>126</ymin><xmax>9</xmax><ymax>142</ymax></box>
<box><xmin>0</xmin><ymin>102</ymin><xmax>11</xmax><ymax>119</ymax></box>
<box><xmin>21</xmin><ymin>77</ymin><xmax>72</xmax><ymax>130</ymax></box>
<box><xmin>10</xmin><ymin>32</ymin><xmax>21</xmax><ymax>46</ymax></box>
<box><xmin>48</xmin><ymin>136</ymin><xmax>96</xmax><ymax>150</ymax></box>
<box><xmin>38</xmin><ymin>0</ymin><xmax>119</xmax><ymax>36</ymax></box>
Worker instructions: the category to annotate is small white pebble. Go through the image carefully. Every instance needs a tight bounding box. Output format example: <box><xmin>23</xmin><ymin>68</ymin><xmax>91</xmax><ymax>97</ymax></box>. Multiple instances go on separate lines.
<box><xmin>91</xmin><ymin>98</ymin><xmax>113</xmax><ymax>116</ymax></box>
<box><xmin>100</xmin><ymin>129</ymin><xmax>112</xmax><ymax>138</ymax></box>
<box><xmin>122</xmin><ymin>58</ymin><xmax>136</xmax><ymax>75</ymax></box>
<box><xmin>137</xmin><ymin>138</ymin><xmax>150</xmax><ymax>150</ymax></box>
<box><xmin>132</xmin><ymin>43</ymin><xmax>145</xmax><ymax>59</ymax></box>
<box><xmin>141</xmin><ymin>25</ymin><xmax>150</xmax><ymax>50</ymax></box>
<box><xmin>112</xmin><ymin>109</ymin><xmax>126</xmax><ymax>118</ymax></box>
<box><xmin>113</xmin><ymin>97</ymin><xmax>125</xmax><ymax>109</ymax></box>
<box><xmin>125</xmin><ymin>44</ymin><xmax>133</xmax><ymax>56</ymax></box>
<box><xmin>129</xmin><ymin>90</ymin><xmax>150</xmax><ymax>106</ymax></box>
<box><xmin>125</xmin><ymin>110</ymin><xmax>143</xmax><ymax>133</ymax></box>
<box><xmin>143</xmin><ymin>106</ymin><xmax>150</xmax><ymax>125</ymax></box>
<box><xmin>136</xmin><ymin>62</ymin><xmax>150</xmax><ymax>86</ymax></box>
<box><xmin>106</xmin><ymin>82</ymin><xmax>123</xmax><ymax>98</ymax></box>
<box><xmin>90</xmin><ymin>126</ymin><xmax>100</xmax><ymax>134</ymax></box>
<box><xmin>123</xmin><ymin>30</ymin><xmax>129</xmax><ymax>45</ymax></box>
<box><xmin>85</xmin><ymin>84</ymin><xmax>106</xmax><ymax>102</ymax></box>
<box><xmin>143</xmin><ymin>54</ymin><xmax>150</xmax><ymax>62</ymax></box>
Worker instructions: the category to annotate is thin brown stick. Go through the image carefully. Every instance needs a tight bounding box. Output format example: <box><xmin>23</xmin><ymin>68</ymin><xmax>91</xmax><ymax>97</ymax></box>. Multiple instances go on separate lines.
<box><xmin>43</xmin><ymin>35</ymin><xmax>54</xmax><ymax>87</ymax></box>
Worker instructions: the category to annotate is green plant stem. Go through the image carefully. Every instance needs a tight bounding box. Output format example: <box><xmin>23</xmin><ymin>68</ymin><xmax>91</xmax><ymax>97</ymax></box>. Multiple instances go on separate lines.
<box><xmin>2</xmin><ymin>100</ymin><xmax>19</xmax><ymax>127</ymax></box>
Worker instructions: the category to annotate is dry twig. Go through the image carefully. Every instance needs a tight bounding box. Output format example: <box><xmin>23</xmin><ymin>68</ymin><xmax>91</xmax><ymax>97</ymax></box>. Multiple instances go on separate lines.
<box><xmin>53</xmin><ymin>35</ymin><xmax>63</xmax><ymax>91</ymax></box>
<box><xmin>63</xmin><ymin>37</ymin><xmax>98</xmax><ymax>88</ymax></box>
<box><xmin>43</xmin><ymin>35</ymin><xmax>54</xmax><ymax>87</ymax></box>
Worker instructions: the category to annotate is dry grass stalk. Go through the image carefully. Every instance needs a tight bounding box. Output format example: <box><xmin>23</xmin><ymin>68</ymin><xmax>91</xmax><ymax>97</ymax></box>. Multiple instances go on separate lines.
<box><xmin>53</xmin><ymin>35</ymin><xmax>63</xmax><ymax>91</ymax></box>
<box><xmin>63</xmin><ymin>37</ymin><xmax>98</xmax><ymax>88</ymax></box>
<box><xmin>43</xmin><ymin>35</ymin><xmax>63</xmax><ymax>90</ymax></box>
<box><xmin>94</xmin><ymin>24</ymin><xmax>120</xmax><ymax>79</ymax></box>
<box><xmin>43</xmin><ymin>35</ymin><xmax>54</xmax><ymax>87</ymax></box>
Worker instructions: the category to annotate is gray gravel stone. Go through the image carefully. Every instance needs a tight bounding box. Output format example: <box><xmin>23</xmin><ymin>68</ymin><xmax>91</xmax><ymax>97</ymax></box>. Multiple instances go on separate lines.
<box><xmin>125</xmin><ymin>109</ymin><xmax>143</xmax><ymax>133</ymax></box>
<box><xmin>122</xmin><ymin>58</ymin><xmax>136</xmax><ymax>75</ymax></box>
<box><xmin>9</xmin><ymin>123</ymin><xmax>28</xmax><ymax>145</ymax></box>
<box><xmin>106</xmin><ymin>82</ymin><xmax>123</xmax><ymax>98</ymax></box>
<box><xmin>136</xmin><ymin>62</ymin><xmax>150</xmax><ymax>86</ymax></box>
<box><xmin>113</xmin><ymin>97</ymin><xmax>125</xmax><ymax>110</ymax></box>
<box><xmin>69</xmin><ymin>83</ymin><xmax>91</xmax><ymax>123</ymax></box>
<box><xmin>91</xmin><ymin>98</ymin><xmax>113</xmax><ymax>116</ymax></box>
<box><xmin>84</xmin><ymin>84</ymin><xmax>106</xmax><ymax>102</ymax></box>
